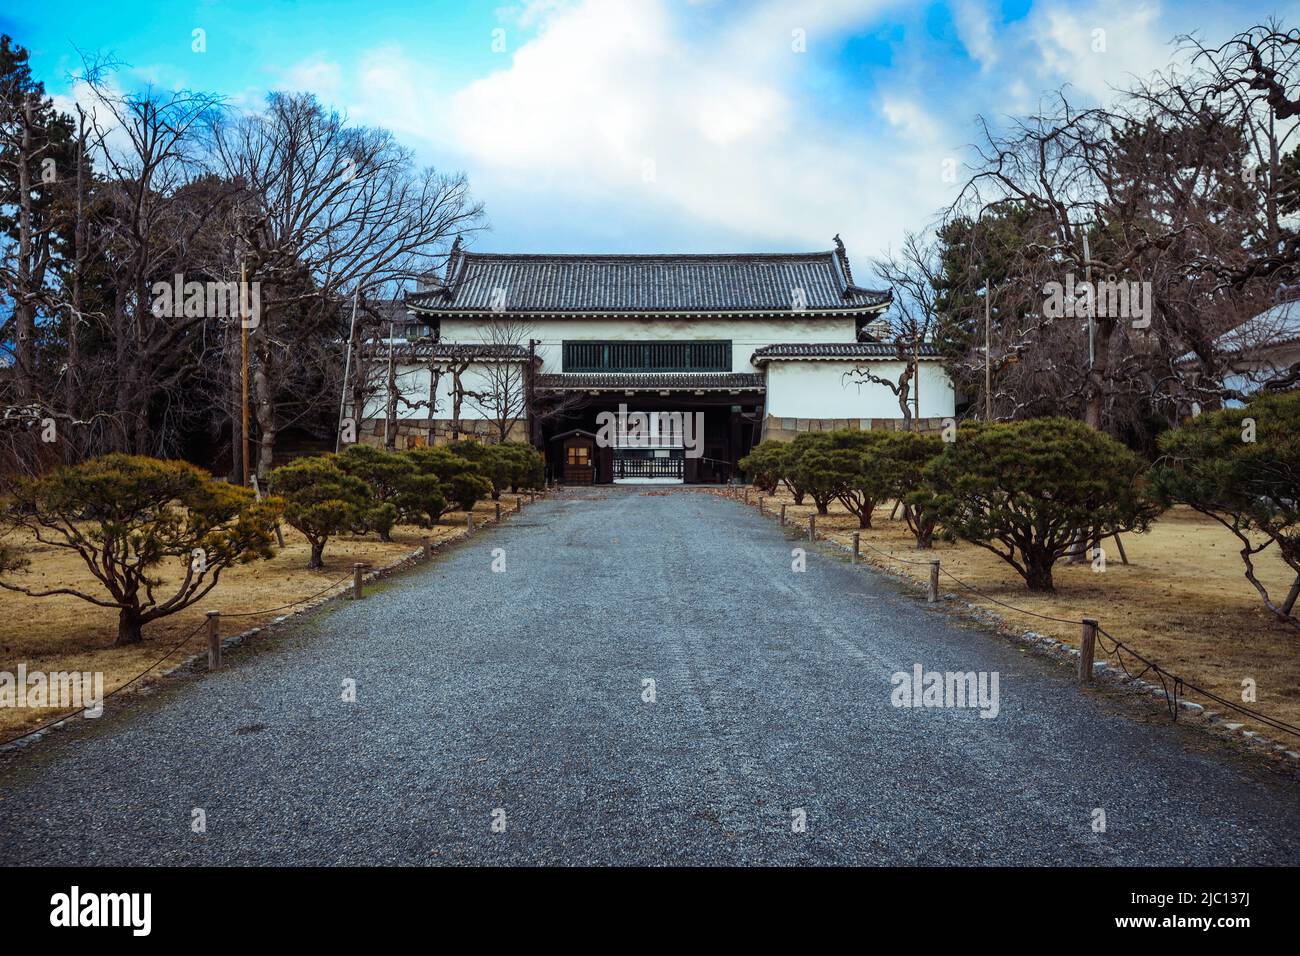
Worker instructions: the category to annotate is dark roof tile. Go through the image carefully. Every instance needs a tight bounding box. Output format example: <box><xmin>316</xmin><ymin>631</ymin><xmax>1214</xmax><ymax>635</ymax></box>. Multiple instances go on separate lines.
<box><xmin>750</xmin><ymin>342</ymin><xmax>941</xmax><ymax>364</ymax></box>
<box><xmin>407</xmin><ymin>251</ymin><xmax>889</xmax><ymax>315</ymax></box>
<box><xmin>536</xmin><ymin>372</ymin><xmax>765</xmax><ymax>391</ymax></box>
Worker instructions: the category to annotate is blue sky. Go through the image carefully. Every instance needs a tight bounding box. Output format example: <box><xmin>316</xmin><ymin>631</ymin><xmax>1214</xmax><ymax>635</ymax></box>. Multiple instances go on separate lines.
<box><xmin>3</xmin><ymin>0</ymin><xmax>1293</xmax><ymax>271</ymax></box>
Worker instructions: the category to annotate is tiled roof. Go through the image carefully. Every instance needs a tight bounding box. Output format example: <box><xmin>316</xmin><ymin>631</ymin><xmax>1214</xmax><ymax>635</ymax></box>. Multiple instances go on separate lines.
<box><xmin>361</xmin><ymin>343</ymin><xmax>533</xmax><ymax>361</ymax></box>
<box><xmin>1206</xmin><ymin>300</ymin><xmax>1300</xmax><ymax>356</ymax></box>
<box><xmin>407</xmin><ymin>250</ymin><xmax>890</xmax><ymax>315</ymax></box>
<box><xmin>750</xmin><ymin>342</ymin><xmax>942</xmax><ymax>364</ymax></box>
<box><xmin>535</xmin><ymin>372</ymin><xmax>765</xmax><ymax>391</ymax></box>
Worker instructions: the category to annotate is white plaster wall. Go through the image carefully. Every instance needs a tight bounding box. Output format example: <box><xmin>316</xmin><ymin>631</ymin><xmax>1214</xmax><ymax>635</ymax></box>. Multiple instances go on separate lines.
<box><xmin>362</xmin><ymin>361</ymin><xmax>521</xmax><ymax>421</ymax></box>
<box><xmin>437</xmin><ymin>316</ymin><xmax>857</xmax><ymax>373</ymax></box>
<box><xmin>764</xmin><ymin>360</ymin><xmax>955</xmax><ymax>419</ymax></box>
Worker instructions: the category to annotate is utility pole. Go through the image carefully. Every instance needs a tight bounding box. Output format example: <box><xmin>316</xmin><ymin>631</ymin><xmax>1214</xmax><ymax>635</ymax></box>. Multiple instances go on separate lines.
<box><xmin>240</xmin><ymin>259</ymin><xmax>250</xmax><ymax>486</ymax></box>
<box><xmin>984</xmin><ymin>278</ymin><xmax>992</xmax><ymax>421</ymax></box>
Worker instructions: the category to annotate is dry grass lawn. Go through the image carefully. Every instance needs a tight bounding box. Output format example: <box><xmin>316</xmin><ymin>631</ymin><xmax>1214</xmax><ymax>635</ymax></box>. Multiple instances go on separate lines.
<box><xmin>721</xmin><ymin>486</ymin><xmax>1300</xmax><ymax>746</ymax></box>
<box><xmin>0</xmin><ymin>495</ymin><xmax>528</xmax><ymax>740</ymax></box>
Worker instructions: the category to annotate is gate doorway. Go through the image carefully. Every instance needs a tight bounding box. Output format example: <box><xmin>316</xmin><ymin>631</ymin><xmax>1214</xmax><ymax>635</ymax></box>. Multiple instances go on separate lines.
<box><xmin>612</xmin><ymin>448</ymin><xmax>684</xmax><ymax>483</ymax></box>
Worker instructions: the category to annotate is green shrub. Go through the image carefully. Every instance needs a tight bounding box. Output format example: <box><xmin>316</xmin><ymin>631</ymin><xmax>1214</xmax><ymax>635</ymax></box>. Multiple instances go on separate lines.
<box><xmin>269</xmin><ymin>457</ymin><xmax>373</xmax><ymax>569</ymax></box>
<box><xmin>446</xmin><ymin>441</ymin><xmax>510</xmax><ymax>500</ymax></box>
<box><xmin>923</xmin><ymin>418</ymin><xmax>1159</xmax><ymax>591</ymax></box>
<box><xmin>778</xmin><ymin>440</ymin><xmax>808</xmax><ymax>504</ymax></box>
<box><xmin>0</xmin><ymin>454</ymin><xmax>280</xmax><ymax>644</ymax></box>
<box><xmin>739</xmin><ymin>440</ymin><xmax>784</xmax><ymax>493</ymax></box>
<box><xmin>499</xmin><ymin>442</ymin><xmax>545</xmax><ymax>492</ymax></box>
<box><xmin>877</xmin><ymin>431</ymin><xmax>944</xmax><ymax>547</ymax></box>
<box><xmin>447</xmin><ymin>441</ymin><xmax>545</xmax><ymax>498</ymax></box>
<box><xmin>405</xmin><ymin>446</ymin><xmax>494</xmax><ymax>514</ymax></box>
<box><xmin>1151</xmin><ymin>391</ymin><xmax>1300</xmax><ymax>627</ymax></box>
<box><xmin>785</xmin><ymin>433</ymin><xmax>842</xmax><ymax>515</ymax></box>
<box><xmin>334</xmin><ymin>444</ymin><xmax>420</xmax><ymax>541</ymax></box>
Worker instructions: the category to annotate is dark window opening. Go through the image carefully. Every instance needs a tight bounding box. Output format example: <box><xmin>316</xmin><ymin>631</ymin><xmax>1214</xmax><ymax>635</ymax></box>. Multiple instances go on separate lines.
<box><xmin>562</xmin><ymin>340</ymin><xmax>731</xmax><ymax>373</ymax></box>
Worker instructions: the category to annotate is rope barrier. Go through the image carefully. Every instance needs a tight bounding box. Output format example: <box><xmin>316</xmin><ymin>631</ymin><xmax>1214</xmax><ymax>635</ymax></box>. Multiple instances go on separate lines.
<box><xmin>851</xmin><ymin>532</ymin><xmax>1090</xmax><ymax>625</ymax></box>
<box><xmin>1095</xmin><ymin>624</ymin><xmax>1300</xmax><ymax>739</ymax></box>
<box><xmin>219</xmin><ymin>569</ymin><xmax>355</xmax><ymax>618</ymax></box>
<box><xmin>0</xmin><ymin>618</ymin><xmax>208</xmax><ymax>749</ymax></box>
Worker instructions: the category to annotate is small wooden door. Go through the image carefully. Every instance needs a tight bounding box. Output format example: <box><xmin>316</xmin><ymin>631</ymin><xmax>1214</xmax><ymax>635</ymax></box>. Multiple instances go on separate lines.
<box><xmin>563</xmin><ymin>436</ymin><xmax>596</xmax><ymax>484</ymax></box>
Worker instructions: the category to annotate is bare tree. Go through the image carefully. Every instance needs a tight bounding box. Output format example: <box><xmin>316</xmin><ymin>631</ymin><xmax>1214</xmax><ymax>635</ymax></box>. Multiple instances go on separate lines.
<box><xmin>945</xmin><ymin>72</ymin><xmax>1281</xmax><ymax>438</ymax></box>
<box><xmin>461</xmin><ymin>319</ymin><xmax>532</xmax><ymax>442</ymax></box>
<box><xmin>210</xmin><ymin>93</ymin><xmax>483</xmax><ymax>476</ymax></box>
<box><xmin>846</xmin><ymin>231</ymin><xmax>942</xmax><ymax>429</ymax></box>
<box><xmin>75</xmin><ymin>67</ymin><xmax>231</xmax><ymax>456</ymax></box>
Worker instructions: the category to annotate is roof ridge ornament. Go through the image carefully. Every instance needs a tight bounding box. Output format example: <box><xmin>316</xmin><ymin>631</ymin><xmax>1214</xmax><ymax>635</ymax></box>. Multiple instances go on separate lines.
<box><xmin>444</xmin><ymin>235</ymin><xmax>463</xmax><ymax>295</ymax></box>
<box><xmin>833</xmin><ymin>233</ymin><xmax>854</xmax><ymax>286</ymax></box>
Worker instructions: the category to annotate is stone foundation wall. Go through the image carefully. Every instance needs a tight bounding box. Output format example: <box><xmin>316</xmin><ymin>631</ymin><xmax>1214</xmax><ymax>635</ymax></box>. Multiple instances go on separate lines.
<box><xmin>761</xmin><ymin>414</ymin><xmax>948</xmax><ymax>441</ymax></box>
<box><xmin>357</xmin><ymin>418</ymin><xmax>529</xmax><ymax>449</ymax></box>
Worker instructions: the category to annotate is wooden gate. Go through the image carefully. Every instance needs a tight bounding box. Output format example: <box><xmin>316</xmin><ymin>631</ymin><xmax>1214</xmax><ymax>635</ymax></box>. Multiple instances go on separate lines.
<box><xmin>612</xmin><ymin>451</ymin><xmax>684</xmax><ymax>481</ymax></box>
<box><xmin>562</xmin><ymin>435</ymin><xmax>596</xmax><ymax>484</ymax></box>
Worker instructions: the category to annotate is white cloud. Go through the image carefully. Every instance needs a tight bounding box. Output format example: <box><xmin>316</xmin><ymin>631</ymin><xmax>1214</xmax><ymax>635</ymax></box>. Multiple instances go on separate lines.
<box><xmin>953</xmin><ymin>0</ymin><xmax>1000</xmax><ymax>71</ymax></box>
<box><xmin>1026</xmin><ymin>1</ymin><xmax>1169</xmax><ymax>100</ymax></box>
<box><xmin>262</xmin><ymin>0</ymin><xmax>1264</xmax><ymax>272</ymax></box>
<box><xmin>281</xmin><ymin>57</ymin><xmax>344</xmax><ymax>102</ymax></box>
<box><xmin>436</xmin><ymin>0</ymin><xmax>931</xmax><ymax>263</ymax></box>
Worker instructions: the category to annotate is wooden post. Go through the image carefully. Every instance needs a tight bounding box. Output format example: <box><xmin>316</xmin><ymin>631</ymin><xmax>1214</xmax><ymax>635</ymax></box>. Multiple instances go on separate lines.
<box><xmin>928</xmin><ymin>559</ymin><xmax>940</xmax><ymax>604</ymax></box>
<box><xmin>467</xmin><ymin>513</ymin><xmax>475</xmax><ymax>535</ymax></box>
<box><xmin>1079</xmin><ymin>618</ymin><xmax>1098</xmax><ymax>684</ymax></box>
<box><xmin>353</xmin><ymin>563</ymin><xmax>365</xmax><ymax>600</ymax></box>
<box><xmin>206</xmin><ymin>610</ymin><xmax>221</xmax><ymax>671</ymax></box>
<box><xmin>808</xmin><ymin>514</ymin><xmax>816</xmax><ymax>541</ymax></box>
<box><xmin>851</xmin><ymin>532</ymin><xmax>860</xmax><ymax>563</ymax></box>
<box><xmin>495</xmin><ymin>501</ymin><xmax>502</xmax><ymax>523</ymax></box>
<box><xmin>421</xmin><ymin>535</ymin><xmax>432</xmax><ymax>560</ymax></box>
<box><xmin>780</xmin><ymin>503</ymin><xmax>787</xmax><ymax>526</ymax></box>
<box><xmin>516</xmin><ymin>496</ymin><xmax>523</xmax><ymax>512</ymax></box>
<box><xmin>743</xmin><ymin>487</ymin><xmax>750</xmax><ymax>505</ymax></box>
<box><xmin>757</xmin><ymin>496</ymin><xmax>764</xmax><ymax>516</ymax></box>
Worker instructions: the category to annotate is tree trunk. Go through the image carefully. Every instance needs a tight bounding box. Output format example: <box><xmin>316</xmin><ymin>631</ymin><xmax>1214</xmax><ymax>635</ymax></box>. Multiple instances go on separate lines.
<box><xmin>1024</xmin><ymin>560</ymin><xmax>1055</xmax><ymax>592</ymax></box>
<box><xmin>228</xmin><ymin>324</ymin><xmax>244</xmax><ymax>481</ymax></box>
<box><xmin>114</xmin><ymin>607</ymin><xmax>144</xmax><ymax>646</ymax></box>
<box><xmin>64</xmin><ymin>116</ymin><xmax>87</xmax><ymax>462</ymax></box>
<box><xmin>308</xmin><ymin>539</ymin><xmax>325</xmax><ymax>569</ymax></box>
<box><xmin>13</xmin><ymin>94</ymin><xmax>35</xmax><ymax>402</ymax></box>
<box><xmin>858</xmin><ymin>510</ymin><xmax>872</xmax><ymax>529</ymax></box>
<box><xmin>1083</xmin><ymin>318</ymin><xmax>1116</xmax><ymax>430</ymax></box>
<box><xmin>254</xmin><ymin>359</ymin><xmax>275</xmax><ymax>480</ymax></box>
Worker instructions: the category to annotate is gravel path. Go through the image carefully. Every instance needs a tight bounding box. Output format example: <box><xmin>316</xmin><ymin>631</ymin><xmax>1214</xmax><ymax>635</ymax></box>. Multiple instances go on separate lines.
<box><xmin>3</xmin><ymin>487</ymin><xmax>1299</xmax><ymax>865</ymax></box>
